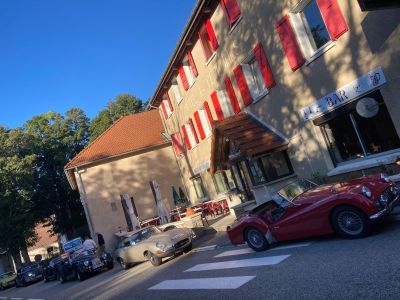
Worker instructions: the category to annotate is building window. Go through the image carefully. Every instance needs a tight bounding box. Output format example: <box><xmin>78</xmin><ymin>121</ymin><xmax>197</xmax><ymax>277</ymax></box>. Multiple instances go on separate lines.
<box><xmin>318</xmin><ymin>91</ymin><xmax>400</xmax><ymax>165</ymax></box>
<box><xmin>247</xmin><ymin>151</ymin><xmax>293</xmax><ymax>185</ymax></box>
<box><xmin>198</xmin><ymin>19</ymin><xmax>219</xmax><ymax>61</ymax></box>
<box><xmin>242</xmin><ymin>58</ymin><xmax>267</xmax><ymax>100</ymax></box>
<box><xmin>171</xmin><ymin>132</ymin><xmax>184</xmax><ymax>156</ymax></box>
<box><xmin>194</xmin><ymin>105</ymin><xmax>213</xmax><ymax>140</ymax></box>
<box><xmin>288</xmin><ymin>0</ymin><xmax>348</xmax><ymax>62</ymax></box>
<box><xmin>192</xmin><ymin>176</ymin><xmax>206</xmax><ymax>199</ymax></box>
<box><xmin>171</xmin><ymin>82</ymin><xmax>183</xmax><ymax>104</ymax></box>
<box><xmin>181</xmin><ymin>120</ymin><xmax>199</xmax><ymax>150</ymax></box>
<box><xmin>213</xmin><ymin>169</ymin><xmax>237</xmax><ymax>194</ymax></box>
<box><xmin>357</xmin><ymin>0</ymin><xmax>400</xmax><ymax>11</ymax></box>
<box><xmin>220</xmin><ymin>0</ymin><xmax>241</xmax><ymax>28</ymax></box>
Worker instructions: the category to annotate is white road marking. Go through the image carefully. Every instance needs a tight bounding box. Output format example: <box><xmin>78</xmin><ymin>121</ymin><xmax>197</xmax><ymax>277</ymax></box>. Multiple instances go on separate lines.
<box><xmin>149</xmin><ymin>276</ymin><xmax>255</xmax><ymax>290</ymax></box>
<box><xmin>192</xmin><ymin>245</ymin><xmax>217</xmax><ymax>252</ymax></box>
<box><xmin>214</xmin><ymin>242</ymin><xmax>312</xmax><ymax>258</ymax></box>
<box><xmin>185</xmin><ymin>255</ymin><xmax>290</xmax><ymax>272</ymax></box>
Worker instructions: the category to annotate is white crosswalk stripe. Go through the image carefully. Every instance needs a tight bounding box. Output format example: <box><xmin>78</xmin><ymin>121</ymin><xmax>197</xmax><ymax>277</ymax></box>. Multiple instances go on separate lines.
<box><xmin>184</xmin><ymin>255</ymin><xmax>290</xmax><ymax>272</ymax></box>
<box><xmin>149</xmin><ymin>276</ymin><xmax>255</xmax><ymax>290</ymax></box>
<box><xmin>214</xmin><ymin>242</ymin><xmax>312</xmax><ymax>258</ymax></box>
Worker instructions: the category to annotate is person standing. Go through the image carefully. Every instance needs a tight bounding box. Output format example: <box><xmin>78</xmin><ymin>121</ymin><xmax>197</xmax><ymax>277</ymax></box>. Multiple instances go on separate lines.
<box><xmin>82</xmin><ymin>235</ymin><xmax>97</xmax><ymax>254</ymax></box>
<box><xmin>97</xmin><ymin>233</ymin><xmax>105</xmax><ymax>253</ymax></box>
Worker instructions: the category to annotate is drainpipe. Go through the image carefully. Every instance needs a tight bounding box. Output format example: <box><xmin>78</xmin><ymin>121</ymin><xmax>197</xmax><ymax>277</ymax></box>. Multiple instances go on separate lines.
<box><xmin>75</xmin><ymin>167</ymin><xmax>95</xmax><ymax>239</ymax></box>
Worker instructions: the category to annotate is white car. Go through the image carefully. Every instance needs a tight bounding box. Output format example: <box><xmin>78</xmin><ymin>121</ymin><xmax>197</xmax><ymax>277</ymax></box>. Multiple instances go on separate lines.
<box><xmin>114</xmin><ymin>226</ymin><xmax>195</xmax><ymax>268</ymax></box>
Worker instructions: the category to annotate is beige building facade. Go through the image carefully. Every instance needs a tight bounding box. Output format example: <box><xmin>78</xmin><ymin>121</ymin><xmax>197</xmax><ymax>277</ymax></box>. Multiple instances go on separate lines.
<box><xmin>149</xmin><ymin>0</ymin><xmax>400</xmax><ymax>205</ymax></box>
<box><xmin>65</xmin><ymin>111</ymin><xmax>185</xmax><ymax>250</ymax></box>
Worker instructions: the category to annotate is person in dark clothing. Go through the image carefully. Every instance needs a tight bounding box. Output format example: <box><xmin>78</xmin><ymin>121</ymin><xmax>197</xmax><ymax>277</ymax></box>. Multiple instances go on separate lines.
<box><xmin>97</xmin><ymin>233</ymin><xmax>105</xmax><ymax>253</ymax></box>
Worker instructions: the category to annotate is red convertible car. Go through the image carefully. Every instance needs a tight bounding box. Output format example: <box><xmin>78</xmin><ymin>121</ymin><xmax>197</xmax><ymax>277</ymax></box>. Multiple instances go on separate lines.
<box><xmin>227</xmin><ymin>174</ymin><xmax>399</xmax><ymax>251</ymax></box>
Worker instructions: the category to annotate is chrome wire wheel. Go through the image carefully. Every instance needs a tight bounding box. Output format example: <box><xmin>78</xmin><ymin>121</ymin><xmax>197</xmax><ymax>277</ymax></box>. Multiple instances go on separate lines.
<box><xmin>245</xmin><ymin>228</ymin><xmax>268</xmax><ymax>251</ymax></box>
<box><xmin>337</xmin><ymin>211</ymin><xmax>363</xmax><ymax>235</ymax></box>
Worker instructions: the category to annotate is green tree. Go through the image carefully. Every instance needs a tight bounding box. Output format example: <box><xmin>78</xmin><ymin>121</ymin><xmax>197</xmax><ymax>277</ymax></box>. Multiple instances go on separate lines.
<box><xmin>0</xmin><ymin>126</ymin><xmax>37</xmax><ymax>268</ymax></box>
<box><xmin>89</xmin><ymin>93</ymin><xmax>143</xmax><ymax>141</ymax></box>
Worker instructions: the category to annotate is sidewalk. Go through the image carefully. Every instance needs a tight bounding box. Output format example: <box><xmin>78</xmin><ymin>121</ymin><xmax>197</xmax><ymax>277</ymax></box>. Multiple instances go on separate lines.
<box><xmin>206</xmin><ymin>213</ymin><xmax>236</xmax><ymax>232</ymax></box>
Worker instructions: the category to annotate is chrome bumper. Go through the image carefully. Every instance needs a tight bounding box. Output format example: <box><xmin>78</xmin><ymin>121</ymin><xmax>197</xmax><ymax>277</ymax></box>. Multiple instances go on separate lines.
<box><xmin>369</xmin><ymin>193</ymin><xmax>400</xmax><ymax>220</ymax></box>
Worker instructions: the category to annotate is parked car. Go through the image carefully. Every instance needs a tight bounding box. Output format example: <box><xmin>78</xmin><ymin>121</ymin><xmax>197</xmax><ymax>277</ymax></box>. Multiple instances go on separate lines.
<box><xmin>115</xmin><ymin>226</ymin><xmax>195</xmax><ymax>268</ymax></box>
<box><xmin>57</xmin><ymin>250</ymin><xmax>113</xmax><ymax>282</ymax></box>
<box><xmin>0</xmin><ymin>271</ymin><xmax>17</xmax><ymax>290</ymax></box>
<box><xmin>43</xmin><ymin>256</ymin><xmax>68</xmax><ymax>282</ymax></box>
<box><xmin>227</xmin><ymin>174</ymin><xmax>399</xmax><ymax>251</ymax></box>
<box><xmin>15</xmin><ymin>263</ymin><xmax>44</xmax><ymax>287</ymax></box>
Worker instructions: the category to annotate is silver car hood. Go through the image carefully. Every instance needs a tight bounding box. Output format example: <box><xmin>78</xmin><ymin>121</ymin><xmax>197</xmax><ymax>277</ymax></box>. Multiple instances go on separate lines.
<box><xmin>149</xmin><ymin>228</ymin><xmax>191</xmax><ymax>243</ymax></box>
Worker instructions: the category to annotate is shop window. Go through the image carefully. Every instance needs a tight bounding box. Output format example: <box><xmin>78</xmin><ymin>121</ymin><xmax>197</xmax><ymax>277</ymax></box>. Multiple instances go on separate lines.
<box><xmin>192</xmin><ymin>176</ymin><xmax>206</xmax><ymax>199</ymax></box>
<box><xmin>318</xmin><ymin>91</ymin><xmax>400</xmax><ymax>165</ymax></box>
<box><xmin>213</xmin><ymin>169</ymin><xmax>236</xmax><ymax>194</ymax></box>
<box><xmin>198</xmin><ymin>19</ymin><xmax>219</xmax><ymax>61</ymax></box>
<box><xmin>358</xmin><ymin>0</ymin><xmax>400</xmax><ymax>11</ymax></box>
<box><xmin>247</xmin><ymin>151</ymin><xmax>293</xmax><ymax>185</ymax></box>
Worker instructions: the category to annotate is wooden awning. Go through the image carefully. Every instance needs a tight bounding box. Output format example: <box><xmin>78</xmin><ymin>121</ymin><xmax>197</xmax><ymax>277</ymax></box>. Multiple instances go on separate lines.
<box><xmin>210</xmin><ymin>112</ymin><xmax>288</xmax><ymax>175</ymax></box>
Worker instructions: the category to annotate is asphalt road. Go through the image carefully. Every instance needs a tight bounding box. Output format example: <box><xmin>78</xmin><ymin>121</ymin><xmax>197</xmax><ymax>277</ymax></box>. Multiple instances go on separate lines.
<box><xmin>1</xmin><ymin>212</ymin><xmax>400</xmax><ymax>300</ymax></box>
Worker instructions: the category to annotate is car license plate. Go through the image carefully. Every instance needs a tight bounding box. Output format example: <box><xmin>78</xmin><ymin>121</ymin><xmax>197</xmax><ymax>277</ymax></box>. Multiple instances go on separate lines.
<box><xmin>91</xmin><ymin>258</ymin><xmax>103</xmax><ymax>269</ymax></box>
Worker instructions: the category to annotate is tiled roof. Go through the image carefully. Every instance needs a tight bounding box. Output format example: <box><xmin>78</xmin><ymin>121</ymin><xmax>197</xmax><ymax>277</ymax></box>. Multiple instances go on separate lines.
<box><xmin>210</xmin><ymin>112</ymin><xmax>288</xmax><ymax>175</ymax></box>
<box><xmin>28</xmin><ymin>223</ymin><xmax>58</xmax><ymax>251</ymax></box>
<box><xmin>65</xmin><ymin>110</ymin><xmax>168</xmax><ymax>169</ymax></box>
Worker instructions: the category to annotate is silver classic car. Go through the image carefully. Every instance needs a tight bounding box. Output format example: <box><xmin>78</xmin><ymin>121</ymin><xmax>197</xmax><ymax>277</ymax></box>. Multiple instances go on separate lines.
<box><xmin>114</xmin><ymin>226</ymin><xmax>195</xmax><ymax>268</ymax></box>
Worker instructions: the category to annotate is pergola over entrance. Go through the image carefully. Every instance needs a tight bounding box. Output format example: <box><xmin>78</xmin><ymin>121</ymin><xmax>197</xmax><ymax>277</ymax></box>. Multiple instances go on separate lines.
<box><xmin>210</xmin><ymin>112</ymin><xmax>288</xmax><ymax>175</ymax></box>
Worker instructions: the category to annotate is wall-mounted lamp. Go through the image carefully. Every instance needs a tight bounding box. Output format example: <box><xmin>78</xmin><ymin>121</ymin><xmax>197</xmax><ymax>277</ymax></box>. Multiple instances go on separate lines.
<box><xmin>395</xmin><ymin>157</ymin><xmax>400</xmax><ymax>166</ymax></box>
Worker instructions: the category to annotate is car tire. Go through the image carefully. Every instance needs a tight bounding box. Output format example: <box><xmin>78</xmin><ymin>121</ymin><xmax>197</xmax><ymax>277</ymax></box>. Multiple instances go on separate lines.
<box><xmin>245</xmin><ymin>227</ymin><xmax>269</xmax><ymax>252</ymax></box>
<box><xmin>118</xmin><ymin>258</ymin><xmax>128</xmax><ymax>270</ymax></box>
<box><xmin>149</xmin><ymin>253</ymin><xmax>162</xmax><ymax>267</ymax></box>
<box><xmin>332</xmin><ymin>206</ymin><xmax>370</xmax><ymax>239</ymax></box>
<box><xmin>183</xmin><ymin>243</ymin><xmax>193</xmax><ymax>253</ymax></box>
<box><xmin>75</xmin><ymin>268</ymin><xmax>85</xmax><ymax>281</ymax></box>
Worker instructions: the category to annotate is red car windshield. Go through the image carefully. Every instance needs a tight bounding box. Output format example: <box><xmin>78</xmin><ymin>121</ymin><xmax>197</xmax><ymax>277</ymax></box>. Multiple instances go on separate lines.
<box><xmin>273</xmin><ymin>179</ymin><xmax>318</xmax><ymax>204</ymax></box>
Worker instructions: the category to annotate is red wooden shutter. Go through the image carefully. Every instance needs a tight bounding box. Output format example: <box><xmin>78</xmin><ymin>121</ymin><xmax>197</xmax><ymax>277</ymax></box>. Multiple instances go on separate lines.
<box><xmin>233</xmin><ymin>65</ymin><xmax>253</xmax><ymax>106</ymax></box>
<box><xmin>203</xmin><ymin>101</ymin><xmax>214</xmax><ymax>127</ymax></box>
<box><xmin>224</xmin><ymin>76</ymin><xmax>241</xmax><ymax>114</ymax></box>
<box><xmin>253</xmin><ymin>43</ymin><xmax>276</xmax><ymax>90</ymax></box>
<box><xmin>211</xmin><ymin>91</ymin><xmax>224</xmax><ymax>121</ymax></box>
<box><xmin>181</xmin><ymin>125</ymin><xmax>191</xmax><ymax>150</ymax></box>
<box><xmin>316</xmin><ymin>0</ymin><xmax>348</xmax><ymax>40</ymax></box>
<box><xmin>275</xmin><ymin>15</ymin><xmax>305</xmax><ymax>71</ymax></box>
<box><xmin>171</xmin><ymin>133</ymin><xmax>183</xmax><ymax>156</ymax></box>
<box><xmin>187</xmin><ymin>50</ymin><xmax>198</xmax><ymax>77</ymax></box>
<box><xmin>193</xmin><ymin>111</ymin><xmax>206</xmax><ymax>140</ymax></box>
<box><xmin>160</xmin><ymin>101</ymin><xmax>168</xmax><ymax>119</ymax></box>
<box><xmin>189</xmin><ymin>118</ymin><xmax>199</xmax><ymax>144</ymax></box>
<box><xmin>205</xmin><ymin>19</ymin><xmax>219</xmax><ymax>51</ymax></box>
<box><xmin>178</xmin><ymin>65</ymin><xmax>189</xmax><ymax>90</ymax></box>
<box><xmin>164</xmin><ymin>92</ymin><xmax>174</xmax><ymax>112</ymax></box>
<box><xmin>220</xmin><ymin>0</ymin><xmax>241</xmax><ymax>27</ymax></box>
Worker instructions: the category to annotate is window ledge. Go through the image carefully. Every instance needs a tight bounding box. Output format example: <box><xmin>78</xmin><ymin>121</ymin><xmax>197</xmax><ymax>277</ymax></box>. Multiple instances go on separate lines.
<box><xmin>205</xmin><ymin>51</ymin><xmax>217</xmax><ymax>66</ymax></box>
<box><xmin>327</xmin><ymin>149</ymin><xmax>400</xmax><ymax>177</ymax></box>
<box><xmin>228</xmin><ymin>16</ymin><xmax>243</xmax><ymax>35</ymax></box>
<box><xmin>252</xmin><ymin>90</ymin><xmax>269</xmax><ymax>104</ymax></box>
<box><xmin>305</xmin><ymin>41</ymin><xmax>335</xmax><ymax>66</ymax></box>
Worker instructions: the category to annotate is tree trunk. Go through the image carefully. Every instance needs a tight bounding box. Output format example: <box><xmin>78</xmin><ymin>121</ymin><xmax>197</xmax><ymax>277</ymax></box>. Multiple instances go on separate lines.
<box><xmin>20</xmin><ymin>244</ymin><xmax>31</xmax><ymax>264</ymax></box>
<box><xmin>10</xmin><ymin>249</ymin><xmax>22</xmax><ymax>270</ymax></box>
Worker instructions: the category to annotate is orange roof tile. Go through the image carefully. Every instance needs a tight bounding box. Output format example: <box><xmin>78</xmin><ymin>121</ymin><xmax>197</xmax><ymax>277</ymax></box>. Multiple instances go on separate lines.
<box><xmin>65</xmin><ymin>110</ymin><xmax>168</xmax><ymax>169</ymax></box>
<box><xmin>28</xmin><ymin>223</ymin><xmax>58</xmax><ymax>251</ymax></box>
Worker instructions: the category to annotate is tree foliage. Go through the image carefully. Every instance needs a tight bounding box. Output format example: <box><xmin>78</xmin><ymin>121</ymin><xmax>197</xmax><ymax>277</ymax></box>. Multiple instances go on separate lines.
<box><xmin>89</xmin><ymin>94</ymin><xmax>143</xmax><ymax>142</ymax></box>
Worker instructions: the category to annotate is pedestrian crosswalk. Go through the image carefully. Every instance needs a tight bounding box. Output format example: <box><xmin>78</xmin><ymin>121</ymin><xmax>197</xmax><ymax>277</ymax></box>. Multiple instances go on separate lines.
<box><xmin>148</xmin><ymin>241</ymin><xmax>313</xmax><ymax>290</ymax></box>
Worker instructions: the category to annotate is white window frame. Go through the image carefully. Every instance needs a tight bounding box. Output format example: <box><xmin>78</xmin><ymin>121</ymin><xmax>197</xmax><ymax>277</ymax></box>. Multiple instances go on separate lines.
<box><xmin>199</xmin><ymin>23</ymin><xmax>217</xmax><ymax>62</ymax></box>
<box><xmin>171</xmin><ymin>80</ymin><xmax>183</xmax><ymax>104</ymax></box>
<box><xmin>184</xmin><ymin>123</ymin><xmax>198</xmax><ymax>149</ymax></box>
<box><xmin>162</xmin><ymin>99</ymin><xmax>172</xmax><ymax>118</ymax></box>
<box><xmin>241</xmin><ymin>56</ymin><xmax>268</xmax><ymax>102</ymax></box>
<box><xmin>216</xmin><ymin>90</ymin><xmax>235</xmax><ymax>118</ymax></box>
<box><xmin>182</xmin><ymin>59</ymin><xmax>196</xmax><ymax>87</ymax></box>
<box><xmin>290</xmin><ymin>0</ymin><xmax>335</xmax><ymax>63</ymax></box>
<box><xmin>198</xmin><ymin>106</ymin><xmax>212</xmax><ymax>138</ymax></box>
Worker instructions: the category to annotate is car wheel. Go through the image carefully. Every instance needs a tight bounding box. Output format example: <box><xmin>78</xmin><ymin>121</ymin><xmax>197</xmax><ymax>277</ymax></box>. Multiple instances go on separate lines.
<box><xmin>149</xmin><ymin>253</ymin><xmax>162</xmax><ymax>267</ymax></box>
<box><xmin>118</xmin><ymin>258</ymin><xmax>129</xmax><ymax>270</ymax></box>
<box><xmin>332</xmin><ymin>206</ymin><xmax>370</xmax><ymax>239</ymax></box>
<box><xmin>75</xmin><ymin>268</ymin><xmax>85</xmax><ymax>281</ymax></box>
<box><xmin>183</xmin><ymin>243</ymin><xmax>193</xmax><ymax>253</ymax></box>
<box><xmin>245</xmin><ymin>227</ymin><xmax>268</xmax><ymax>252</ymax></box>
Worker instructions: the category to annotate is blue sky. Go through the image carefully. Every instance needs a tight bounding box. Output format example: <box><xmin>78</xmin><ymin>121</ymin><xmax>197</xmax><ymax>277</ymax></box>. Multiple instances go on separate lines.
<box><xmin>0</xmin><ymin>0</ymin><xmax>196</xmax><ymax>128</ymax></box>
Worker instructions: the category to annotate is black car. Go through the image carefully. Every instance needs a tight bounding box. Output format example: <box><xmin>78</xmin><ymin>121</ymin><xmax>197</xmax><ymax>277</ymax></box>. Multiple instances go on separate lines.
<box><xmin>15</xmin><ymin>263</ymin><xmax>44</xmax><ymax>287</ymax></box>
<box><xmin>58</xmin><ymin>251</ymin><xmax>113</xmax><ymax>283</ymax></box>
<box><xmin>43</xmin><ymin>256</ymin><xmax>67</xmax><ymax>282</ymax></box>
